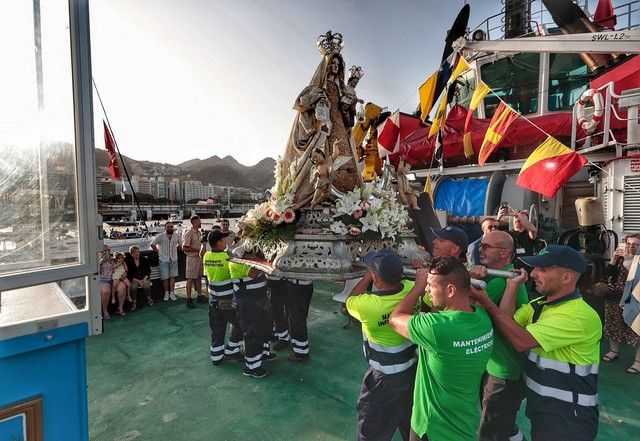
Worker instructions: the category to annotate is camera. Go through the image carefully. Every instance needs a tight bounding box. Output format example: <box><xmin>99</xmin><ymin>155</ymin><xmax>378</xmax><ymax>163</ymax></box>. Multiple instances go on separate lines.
<box><xmin>500</xmin><ymin>202</ymin><xmax>509</xmax><ymax>210</ymax></box>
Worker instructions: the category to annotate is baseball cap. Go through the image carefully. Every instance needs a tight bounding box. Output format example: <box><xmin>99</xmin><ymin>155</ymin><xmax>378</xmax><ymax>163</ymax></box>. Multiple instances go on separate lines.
<box><xmin>519</xmin><ymin>244</ymin><xmax>587</xmax><ymax>274</ymax></box>
<box><xmin>208</xmin><ymin>230</ymin><xmax>230</xmax><ymax>245</ymax></box>
<box><xmin>431</xmin><ymin>226</ymin><xmax>469</xmax><ymax>250</ymax></box>
<box><xmin>362</xmin><ymin>249</ymin><xmax>404</xmax><ymax>282</ymax></box>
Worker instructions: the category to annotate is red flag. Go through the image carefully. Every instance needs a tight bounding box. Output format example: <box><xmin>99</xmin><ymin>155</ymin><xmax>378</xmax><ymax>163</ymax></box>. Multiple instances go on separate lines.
<box><xmin>377</xmin><ymin>111</ymin><xmax>401</xmax><ymax>157</ymax></box>
<box><xmin>516</xmin><ymin>136</ymin><xmax>587</xmax><ymax>198</ymax></box>
<box><xmin>478</xmin><ymin>102</ymin><xmax>519</xmax><ymax>165</ymax></box>
<box><xmin>593</xmin><ymin>0</ymin><xmax>616</xmax><ymax>30</ymax></box>
<box><xmin>104</xmin><ymin>121</ymin><xmax>121</xmax><ymax>180</ymax></box>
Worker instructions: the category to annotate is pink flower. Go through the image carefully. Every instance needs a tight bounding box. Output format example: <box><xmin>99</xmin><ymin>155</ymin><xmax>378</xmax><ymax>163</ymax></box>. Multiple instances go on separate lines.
<box><xmin>283</xmin><ymin>208</ymin><xmax>296</xmax><ymax>223</ymax></box>
<box><xmin>351</xmin><ymin>208</ymin><xmax>363</xmax><ymax>219</ymax></box>
<box><xmin>272</xmin><ymin>212</ymin><xmax>283</xmax><ymax>224</ymax></box>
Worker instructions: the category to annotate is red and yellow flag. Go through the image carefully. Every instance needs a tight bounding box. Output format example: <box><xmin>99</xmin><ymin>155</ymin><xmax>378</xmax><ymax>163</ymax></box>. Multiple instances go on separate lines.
<box><xmin>478</xmin><ymin>102</ymin><xmax>519</xmax><ymax>165</ymax></box>
<box><xmin>516</xmin><ymin>136</ymin><xmax>588</xmax><ymax>198</ymax></box>
<box><xmin>462</xmin><ymin>81</ymin><xmax>490</xmax><ymax>157</ymax></box>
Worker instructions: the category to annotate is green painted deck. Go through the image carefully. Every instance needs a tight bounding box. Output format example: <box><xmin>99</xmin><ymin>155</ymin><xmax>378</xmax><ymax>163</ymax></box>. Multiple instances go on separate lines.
<box><xmin>87</xmin><ymin>283</ymin><xmax>640</xmax><ymax>441</ymax></box>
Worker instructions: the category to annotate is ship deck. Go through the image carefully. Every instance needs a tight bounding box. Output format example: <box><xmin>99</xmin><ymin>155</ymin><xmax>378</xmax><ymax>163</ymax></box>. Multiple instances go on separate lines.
<box><xmin>87</xmin><ymin>282</ymin><xmax>639</xmax><ymax>440</ymax></box>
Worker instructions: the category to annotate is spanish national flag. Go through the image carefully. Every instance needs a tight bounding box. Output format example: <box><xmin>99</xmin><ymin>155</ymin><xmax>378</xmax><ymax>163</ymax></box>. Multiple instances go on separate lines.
<box><xmin>516</xmin><ymin>136</ymin><xmax>588</xmax><ymax>198</ymax></box>
<box><xmin>478</xmin><ymin>102</ymin><xmax>519</xmax><ymax>165</ymax></box>
<box><xmin>462</xmin><ymin>81</ymin><xmax>490</xmax><ymax>157</ymax></box>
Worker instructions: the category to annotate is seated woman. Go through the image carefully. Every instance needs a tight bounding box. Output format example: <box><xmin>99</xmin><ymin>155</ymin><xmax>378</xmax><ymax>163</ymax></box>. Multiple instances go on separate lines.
<box><xmin>98</xmin><ymin>245</ymin><xmax>126</xmax><ymax>320</ymax></box>
<box><xmin>125</xmin><ymin>245</ymin><xmax>153</xmax><ymax>309</ymax></box>
<box><xmin>598</xmin><ymin>233</ymin><xmax>640</xmax><ymax>374</ymax></box>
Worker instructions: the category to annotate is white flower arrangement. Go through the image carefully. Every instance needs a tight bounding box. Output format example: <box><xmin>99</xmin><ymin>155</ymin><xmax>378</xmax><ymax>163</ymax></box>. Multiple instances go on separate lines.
<box><xmin>332</xmin><ymin>182</ymin><xmax>411</xmax><ymax>240</ymax></box>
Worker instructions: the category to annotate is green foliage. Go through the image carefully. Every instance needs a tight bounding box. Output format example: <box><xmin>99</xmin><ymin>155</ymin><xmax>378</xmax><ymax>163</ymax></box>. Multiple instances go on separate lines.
<box><xmin>242</xmin><ymin>218</ymin><xmax>297</xmax><ymax>249</ymax></box>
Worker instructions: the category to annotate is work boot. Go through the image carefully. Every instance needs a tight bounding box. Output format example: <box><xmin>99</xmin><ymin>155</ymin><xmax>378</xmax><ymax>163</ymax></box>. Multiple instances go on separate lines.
<box><xmin>186</xmin><ymin>298</ymin><xmax>195</xmax><ymax>309</ymax></box>
<box><xmin>242</xmin><ymin>367</ymin><xmax>268</xmax><ymax>378</ymax></box>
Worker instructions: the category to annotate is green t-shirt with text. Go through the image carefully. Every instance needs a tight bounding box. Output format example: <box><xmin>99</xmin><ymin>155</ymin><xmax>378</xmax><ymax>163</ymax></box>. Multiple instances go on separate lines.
<box><xmin>408</xmin><ymin>307</ymin><xmax>494</xmax><ymax>440</ymax></box>
<box><xmin>202</xmin><ymin>251</ymin><xmax>230</xmax><ymax>282</ymax></box>
<box><xmin>485</xmin><ymin>264</ymin><xmax>529</xmax><ymax>380</ymax></box>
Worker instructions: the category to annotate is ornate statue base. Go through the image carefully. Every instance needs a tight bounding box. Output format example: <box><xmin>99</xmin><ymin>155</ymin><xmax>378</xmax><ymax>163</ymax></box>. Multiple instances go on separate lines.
<box><xmin>235</xmin><ymin>209</ymin><xmax>427</xmax><ymax>282</ymax></box>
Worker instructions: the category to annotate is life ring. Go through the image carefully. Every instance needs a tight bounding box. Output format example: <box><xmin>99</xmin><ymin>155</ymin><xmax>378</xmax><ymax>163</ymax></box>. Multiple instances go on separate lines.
<box><xmin>576</xmin><ymin>89</ymin><xmax>604</xmax><ymax>134</ymax></box>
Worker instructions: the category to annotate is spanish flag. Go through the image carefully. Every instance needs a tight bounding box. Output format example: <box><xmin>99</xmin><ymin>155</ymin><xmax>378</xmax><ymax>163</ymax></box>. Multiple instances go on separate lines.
<box><xmin>428</xmin><ymin>57</ymin><xmax>470</xmax><ymax>138</ymax></box>
<box><xmin>462</xmin><ymin>81</ymin><xmax>490</xmax><ymax>157</ymax></box>
<box><xmin>478</xmin><ymin>102</ymin><xmax>519</xmax><ymax>165</ymax></box>
<box><xmin>516</xmin><ymin>136</ymin><xmax>588</xmax><ymax>198</ymax></box>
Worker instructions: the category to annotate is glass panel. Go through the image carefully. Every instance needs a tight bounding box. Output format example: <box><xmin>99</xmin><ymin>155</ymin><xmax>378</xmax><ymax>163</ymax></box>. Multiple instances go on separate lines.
<box><xmin>480</xmin><ymin>53</ymin><xmax>540</xmax><ymax>117</ymax></box>
<box><xmin>0</xmin><ymin>0</ymin><xmax>80</xmax><ymax>276</ymax></box>
<box><xmin>548</xmin><ymin>53</ymin><xmax>590</xmax><ymax>111</ymax></box>
<box><xmin>453</xmin><ymin>70</ymin><xmax>477</xmax><ymax>111</ymax></box>
<box><xmin>0</xmin><ymin>276</ymin><xmax>87</xmax><ymax>327</ymax></box>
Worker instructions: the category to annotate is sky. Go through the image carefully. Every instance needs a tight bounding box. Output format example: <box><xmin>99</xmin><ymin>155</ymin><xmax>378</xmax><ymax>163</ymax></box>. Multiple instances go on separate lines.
<box><xmin>89</xmin><ymin>0</ymin><xmax>506</xmax><ymax>166</ymax></box>
<box><xmin>88</xmin><ymin>0</ymin><xmax>624</xmax><ymax>166</ymax></box>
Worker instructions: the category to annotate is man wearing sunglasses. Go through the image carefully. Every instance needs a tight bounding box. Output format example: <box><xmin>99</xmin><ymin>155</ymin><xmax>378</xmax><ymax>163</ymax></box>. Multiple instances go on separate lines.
<box><xmin>467</xmin><ymin>217</ymin><xmax>501</xmax><ymax>266</ymax></box>
<box><xmin>469</xmin><ymin>231</ymin><xmax>529</xmax><ymax>441</ymax></box>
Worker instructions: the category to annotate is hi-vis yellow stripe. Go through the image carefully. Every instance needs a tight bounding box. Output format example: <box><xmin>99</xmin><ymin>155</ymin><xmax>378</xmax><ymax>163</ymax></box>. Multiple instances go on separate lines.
<box><xmin>520</xmin><ymin>136</ymin><xmax>573</xmax><ymax>173</ymax></box>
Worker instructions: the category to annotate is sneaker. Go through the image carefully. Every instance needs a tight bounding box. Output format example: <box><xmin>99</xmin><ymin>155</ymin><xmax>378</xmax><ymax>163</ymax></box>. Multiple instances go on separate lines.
<box><xmin>224</xmin><ymin>352</ymin><xmax>244</xmax><ymax>362</ymax></box>
<box><xmin>163</xmin><ymin>292</ymin><xmax>170</xmax><ymax>302</ymax></box>
<box><xmin>288</xmin><ymin>353</ymin><xmax>310</xmax><ymax>363</ymax></box>
<box><xmin>186</xmin><ymin>298</ymin><xmax>195</xmax><ymax>309</ymax></box>
<box><xmin>242</xmin><ymin>367</ymin><xmax>268</xmax><ymax>378</ymax></box>
<box><xmin>169</xmin><ymin>292</ymin><xmax>177</xmax><ymax>301</ymax></box>
<box><xmin>272</xmin><ymin>340</ymin><xmax>289</xmax><ymax>351</ymax></box>
<box><xmin>263</xmin><ymin>352</ymin><xmax>277</xmax><ymax>362</ymax></box>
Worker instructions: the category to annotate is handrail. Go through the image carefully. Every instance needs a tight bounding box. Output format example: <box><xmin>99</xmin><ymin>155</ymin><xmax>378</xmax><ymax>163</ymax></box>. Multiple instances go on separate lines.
<box><xmin>472</xmin><ymin>0</ymin><xmax>639</xmax><ymax>41</ymax></box>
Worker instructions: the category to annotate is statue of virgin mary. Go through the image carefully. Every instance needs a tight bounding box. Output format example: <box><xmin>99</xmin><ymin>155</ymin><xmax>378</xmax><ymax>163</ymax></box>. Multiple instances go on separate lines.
<box><xmin>279</xmin><ymin>31</ymin><xmax>361</xmax><ymax>209</ymax></box>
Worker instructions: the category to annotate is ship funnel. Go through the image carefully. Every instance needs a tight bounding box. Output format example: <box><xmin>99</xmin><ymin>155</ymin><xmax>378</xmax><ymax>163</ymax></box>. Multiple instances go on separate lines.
<box><xmin>541</xmin><ymin>0</ymin><xmax>617</xmax><ymax>72</ymax></box>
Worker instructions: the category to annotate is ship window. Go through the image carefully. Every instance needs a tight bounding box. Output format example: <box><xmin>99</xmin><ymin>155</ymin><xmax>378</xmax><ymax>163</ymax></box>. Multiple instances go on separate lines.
<box><xmin>480</xmin><ymin>53</ymin><xmax>540</xmax><ymax>117</ymax></box>
<box><xmin>548</xmin><ymin>53</ymin><xmax>590</xmax><ymax>111</ymax></box>
<box><xmin>0</xmin><ymin>0</ymin><xmax>80</xmax><ymax>277</ymax></box>
<box><xmin>1</xmin><ymin>0</ymin><xmax>97</xmax><ymax>337</ymax></box>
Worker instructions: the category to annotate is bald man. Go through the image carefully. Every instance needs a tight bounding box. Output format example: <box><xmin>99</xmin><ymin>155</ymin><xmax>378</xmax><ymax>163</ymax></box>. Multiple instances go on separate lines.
<box><xmin>469</xmin><ymin>231</ymin><xmax>529</xmax><ymax>441</ymax></box>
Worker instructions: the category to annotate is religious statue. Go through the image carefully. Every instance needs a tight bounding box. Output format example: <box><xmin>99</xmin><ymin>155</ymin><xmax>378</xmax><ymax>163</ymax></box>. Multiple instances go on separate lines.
<box><xmin>396</xmin><ymin>157</ymin><xmax>420</xmax><ymax>210</ymax></box>
<box><xmin>309</xmin><ymin>142</ymin><xmax>341</xmax><ymax>209</ymax></box>
<box><xmin>340</xmin><ymin>65</ymin><xmax>364</xmax><ymax>128</ymax></box>
<box><xmin>279</xmin><ymin>31</ymin><xmax>363</xmax><ymax>209</ymax></box>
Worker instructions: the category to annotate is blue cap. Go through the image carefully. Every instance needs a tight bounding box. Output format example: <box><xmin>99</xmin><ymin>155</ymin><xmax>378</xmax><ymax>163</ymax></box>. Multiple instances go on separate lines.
<box><xmin>519</xmin><ymin>244</ymin><xmax>587</xmax><ymax>274</ymax></box>
<box><xmin>208</xmin><ymin>230</ymin><xmax>229</xmax><ymax>246</ymax></box>
<box><xmin>362</xmin><ymin>249</ymin><xmax>404</xmax><ymax>282</ymax></box>
<box><xmin>431</xmin><ymin>226</ymin><xmax>469</xmax><ymax>251</ymax></box>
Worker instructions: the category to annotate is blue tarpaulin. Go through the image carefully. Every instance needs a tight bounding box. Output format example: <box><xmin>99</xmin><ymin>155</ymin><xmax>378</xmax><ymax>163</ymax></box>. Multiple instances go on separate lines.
<box><xmin>434</xmin><ymin>177</ymin><xmax>489</xmax><ymax>216</ymax></box>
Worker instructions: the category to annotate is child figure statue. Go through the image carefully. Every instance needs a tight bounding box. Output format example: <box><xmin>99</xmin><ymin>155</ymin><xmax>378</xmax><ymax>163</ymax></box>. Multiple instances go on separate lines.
<box><xmin>396</xmin><ymin>156</ymin><xmax>420</xmax><ymax>210</ymax></box>
<box><xmin>310</xmin><ymin>142</ymin><xmax>341</xmax><ymax>209</ymax></box>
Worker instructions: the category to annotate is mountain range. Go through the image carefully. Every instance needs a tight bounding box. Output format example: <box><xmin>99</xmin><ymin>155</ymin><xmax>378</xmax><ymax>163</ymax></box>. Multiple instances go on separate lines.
<box><xmin>95</xmin><ymin>149</ymin><xmax>276</xmax><ymax>190</ymax></box>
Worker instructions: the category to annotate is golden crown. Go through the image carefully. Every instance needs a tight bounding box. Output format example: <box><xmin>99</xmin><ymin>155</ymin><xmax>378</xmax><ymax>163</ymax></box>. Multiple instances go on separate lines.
<box><xmin>316</xmin><ymin>30</ymin><xmax>344</xmax><ymax>56</ymax></box>
<box><xmin>348</xmin><ymin>65</ymin><xmax>364</xmax><ymax>81</ymax></box>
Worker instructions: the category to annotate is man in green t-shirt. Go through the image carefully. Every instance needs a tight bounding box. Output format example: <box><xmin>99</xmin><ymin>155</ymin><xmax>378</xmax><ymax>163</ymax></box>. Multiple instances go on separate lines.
<box><xmin>469</xmin><ymin>231</ymin><xmax>529</xmax><ymax>441</ymax></box>
<box><xmin>390</xmin><ymin>256</ymin><xmax>494</xmax><ymax>441</ymax></box>
<box><xmin>346</xmin><ymin>249</ymin><xmax>417</xmax><ymax>441</ymax></box>
<box><xmin>471</xmin><ymin>245</ymin><xmax>602</xmax><ymax>441</ymax></box>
